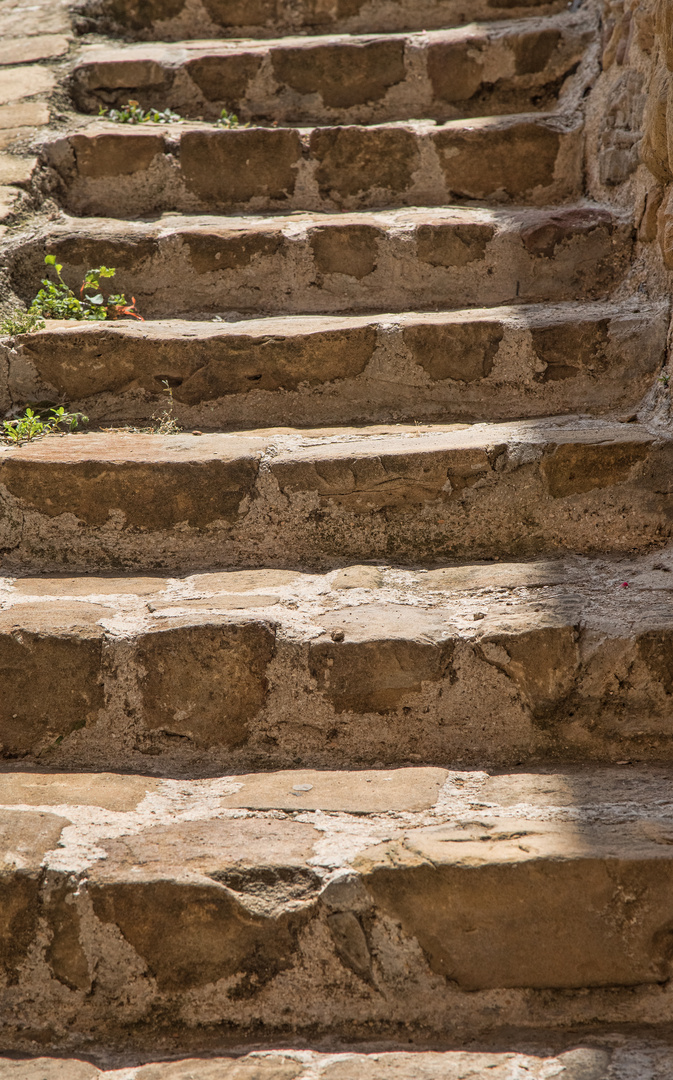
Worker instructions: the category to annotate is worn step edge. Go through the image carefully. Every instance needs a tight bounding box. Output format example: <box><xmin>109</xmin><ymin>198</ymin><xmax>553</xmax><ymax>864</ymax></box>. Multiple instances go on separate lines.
<box><xmin>70</xmin><ymin>0</ymin><xmax>571</xmax><ymax>43</ymax></box>
<box><xmin>4</xmin><ymin>767</ymin><xmax>673</xmax><ymax>1046</ymax></box>
<box><xmin>4</xmin><ymin>302</ymin><xmax>665</xmax><ymax>428</ymax></box>
<box><xmin>41</xmin><ymin>113</ymin><xmax>584</xmax><ymax>217</ymax></box>
<box><xmin>8</xmin><ymin>205</ymin><xmax>633</xmax><ymax>317</ymax></box>
<box><xmin>70</xmin><ymin>13</ymin><xmax>591</xmax><ymax>125</ymax></box>
<box><xmin>2</xmin><ymin>550</ymin><xmax>673</xmax><ymax>766</ymax></box>
<box><xmin>0</xmin><ymin>1045</ymin><xmax>637</xmax><ymax>1078</ymax></box>
<box><xmin>0</xmin><ymin>1046</ymin><xmax>637</xmax><ymax>1078</ymax></box>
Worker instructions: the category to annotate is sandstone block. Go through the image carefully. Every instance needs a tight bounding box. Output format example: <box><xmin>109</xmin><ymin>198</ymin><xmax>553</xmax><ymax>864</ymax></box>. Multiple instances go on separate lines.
<box><xmin>433</xmin><ymin>117</ymin><xmax>566</xmax><ymax>198</ymax></box>
<box><xmin>185</xmin><ymin>52</ymin><xmax>263</xmax><ymax>103</ymax></box>
<box><xmin>640</xmin><ymin>65</ymin><xmax>671</xmax><ymax>182</ymax></box>
<box><xmin>272</xmin><ymin>40</ymin><xmax>406</xmax><ymax>108</ymax></box>
<box><xmin>308</xmin><ymin>608</ymin><xmax>455</xmax><ymax>714</ymax></box>
<box><xmin>136</xmin><ymin>1058</ymin><xmax>302</xmax><ymax>1080</ymax></box>
<box><xmin>88</xmin><ymin>817</ymin><xmax>320</xmax><ymax>989</ymax></box>
<box><xmin>309</xmin><ymin>224</ymin><xmax>382</xmax><ymax>278</ymax></box>
<box><xmin>0</xmin><ymin>434</ymin><xmax>261</xmax><ymax>528</ymax></box>
<box><xmin>219</xmin><ymin>767</ymin><xmax>448</xmax><ymax>812</ymax></box>
<box><xmin>180</xmin><ymin>129</ymin><xmax>302</xmax><ymax>205</ymax></box>
<box><xmin>0</xmin><ymin>35</ymin><xmax>69</xmax><ymax>66</ymax></box>
<box><xmin>518</xmin><ymin>207</ymin><xmax>615</xmax><ymax>258</ymax></box>
<box><xmin>69</xmin><ymin>131</ymin><xmax>165</xmax><ymax>177</ymax></box>
<box><xmin>0</xmin><ymin>66</ymin><xmax>55</xmax><ymax>105</ymax></box>
<box><xmin>415</xmin><ymin>221</ymin><xmax>496</xmax><ymax>266</ymax></box>
<box><xmin>359</xmin><ymin>819</ymin><xmax>673</xmax><ymax>990</ymax></box>
<box><xmin>403</xmin><ymin>320</ymin><xmax>503</xmax><ymax>381</ymax></box>
<box><xmin>309</xmin><ymin>125</ymin><xmax>419</xmax><ymax>200</ymax></box>
<box><xmin>0</xmin><ymin>810</ymin><xmax>68</xmax><ymax>982</ymax></box>
<box><xmin>136</xmin><ymin>620</ymin><xmax>276</xmax><ymax>746</ymax></box>
<box><xmin>0</xmin><ymin>604</ymin><xmax>105</xmax><ymax>754</ymax></box>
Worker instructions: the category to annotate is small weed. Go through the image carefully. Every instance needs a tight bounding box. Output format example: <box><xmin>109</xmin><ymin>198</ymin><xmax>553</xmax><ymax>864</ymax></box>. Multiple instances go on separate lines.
<box><xmin>1</xmin><ymin>309</ymin><xmax>46</xmax><ymax>336</ymax></box>
<box><xmin>98</xmin><ymin>101</ymin><xmax>250</xmax><ymax>128</ymax></box>
<box><xmin>26</xmin><ymin>256</ymin><xmax>143</xmax><ymax>323</ymax></box>
<box><xmin>660</xmin><ymin>373</ymin><xmax>670</xmax><ymax>387</ymax></box>
<box><xmin>215</xmin><ymin>108</ymin><xmax>249</xmax><ymax>128</ymax></box>
<box><xmin>2</xmin><ymin>405</ymin><xmax>88</xmax><ymax>445</ymax></box>
<box><xmin>98</xmin><ymin>99</ymin><xmax>183</xmax><ymax>124</ymax></box>
<box><xmin>151</xmin><ymin>379</ymin><xmax>181</xmax><ymax>434</ymax></box>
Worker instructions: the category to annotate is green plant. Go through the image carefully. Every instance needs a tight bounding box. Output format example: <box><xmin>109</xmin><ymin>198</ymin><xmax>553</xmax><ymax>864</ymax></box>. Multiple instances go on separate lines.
<box><xmin>28</xmin><ymin>256</ymin><xmax>143</xmax><ymax>322</ymax></box>
<box><xmin>215</xmin><ymin>108</ymin><xmax>249</xmax><ymax>128</ymax></box>
<box><xmin>98</xmin><ymin>99</ymin><xmax>182</xmax><ymax>124</ymax></box>
<box><xmin>1</xmin><ymin>309</ymin><xmax>46</xmax><ymax>336</ymax></box>
<box><xmin>660</xmin><ymin>373</ymin><xmax>670</xmax><ymax>387</ymax></box>
<box><xmin>2</xmin><ymin>405</ymin><xmax>88</xmax><ymax>445</ymax></box>
<box><xmin>151</xmin><ymin>379</ymin><xmax>181</xmax><ymax>434</ymax></box>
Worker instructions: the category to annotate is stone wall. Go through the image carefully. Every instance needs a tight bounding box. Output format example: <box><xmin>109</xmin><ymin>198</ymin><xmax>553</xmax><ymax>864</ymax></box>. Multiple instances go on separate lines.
<box><xmin>583</xmin><ymin>0</ymin><xmax>673</xmax><ymax>417</ymax></box>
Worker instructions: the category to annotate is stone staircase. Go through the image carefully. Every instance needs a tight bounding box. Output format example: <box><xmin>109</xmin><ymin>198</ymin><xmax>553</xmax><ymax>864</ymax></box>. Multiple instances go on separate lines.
<box><xmin>2</xmin><ymin>0</ymin><xmax>673</xmax><ymax>1075</ymax></box>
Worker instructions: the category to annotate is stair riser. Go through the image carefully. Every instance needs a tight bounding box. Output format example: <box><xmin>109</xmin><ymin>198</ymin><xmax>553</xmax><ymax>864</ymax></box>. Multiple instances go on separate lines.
<box><xmin>2</xmin><ymin>807</ymin><xmax>673</xmax><ymax>1048</ymax></box>
<box><xmin>9</xmin><ymin>211</ymin><xmax>632</xmax><ymax>317</ymax></box>
<box><xmin>42</xmin><ymin>118</ymin><xmax>582</xmax><ymax>217</ymax></box>
<box><xmin>0</xmin><ymin>431</ymin><xmax>670</xmax><ymax>571</ymax></box>
<box><xmin>72</xmin><ymin>0</ymin><xmax>570</xmax><ymax>42</ymax></box>
<box><xmin>71</xmin><ymin>21</ymin><xmax>589</xmax><ymax>126</ymax></box>
<box><xmin>7</xmin><ymin>307</ymin><xmax>665</xmax><ymax>427</ymax></box>
<box><xmin>4</xmin><ymin>610</ymin><xmax>673</xmax><ymax>768</ymax></box>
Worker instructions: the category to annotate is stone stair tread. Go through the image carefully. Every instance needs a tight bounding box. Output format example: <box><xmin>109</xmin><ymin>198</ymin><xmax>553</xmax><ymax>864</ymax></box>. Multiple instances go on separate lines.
<box><xmin>0</xmin><ymin>417</ymin><xmax>670</xmax><ymax>572</ymax></box>
<box><xmin>42</xmin><ymin>111</ymin><xmax>583</xmax><ymax>216</ymax></box>
<box><xmin>0</xmin><ymin>415</ymin><xmax>659</xmax><ymax>461</ymax></box>
<box><xmin>71</xmin><ymin>0</ymin><xmax>570</xmax><ymax>43</ymax></box>
<box><xmin>10</xmin><ymin>205</ymin><xmax>632</xmax><ymax>317</ymax></box>
<box><xmin>3</xmin><ymin>549</ymin><xmax>673</xmax><ymax>768</ymax></box>
<box><xmin>71</xmin><ymin>12</ymin><xmax>591</xmax><ymax>125</ymax></box>
<box><xmin>10</xmin><ymin>300</ymin><xmax>665</xmax><ymax>428</ymax></box>
<box><xmin>5</xmin><ymin>764</ymin><xmax>673</xmax><ymax>1039</ymax></box>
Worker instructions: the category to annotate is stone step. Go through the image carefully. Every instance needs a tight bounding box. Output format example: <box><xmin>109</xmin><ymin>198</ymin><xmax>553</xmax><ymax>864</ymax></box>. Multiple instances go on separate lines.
<box><xmin>71</xmin><ymin>0</ymin><xmax>570</xmax><ymax>43</ymax></box>
<box><xmin>5</xmin><ymin>302</ymin><xmax>666</xmax><ymax>429</ymax></box>
<box><xmin>0</xmin><ymin>418</ymin><xmax>670</xmax><ymax>573</ymax></box>
<box><xmin>0</xmin><ymin>1046</ymin><xmax>649</xmax><ymax>1078</ymax></box>
<box><xmin>2</xmin><ymin>552</ymin><xmax>673</xmax><ymax>768</ymax></box>
<box><xmin>3</xmin><ymin>765</ymin><xmax>673</xmax><ymax>1046</ymax></box>
<box><xmin>8</xmin><ymin>206</ymin><xmax>632</xmax><ymax>318</ymax></box>
<box><xmin>70</xmin><ymin>14</ymin><xmax>591</xmax><ymax>126</ymax></box>
<box><xmin>42</xmin><ymin>113</ymin><xmax>583</xmax><ymax>217</ymax></box>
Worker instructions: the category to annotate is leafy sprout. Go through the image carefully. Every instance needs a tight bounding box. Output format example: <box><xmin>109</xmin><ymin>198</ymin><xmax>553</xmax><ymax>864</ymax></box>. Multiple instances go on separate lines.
<box><xmin>2</xmin><ymin>405</ymin><xmax>89</xmax><ymax>445</ymax></box>
<box><xmin>98</xmin><ymin>100</ymin><xmax>183</xmax><ymax>124</ymax></box>
<box><xmin>1</xmin><ymin>258</ymin><xmax>143</xmax><ymax>336</ymax></box>
<box><xmin>215</xmin><ymin>108</ymin><xmax>249</xmax><ymax>128</ymax></box>
<box><xmin>1</xmin><ymin>310</ymin><xmax>45</xmax><ymax>335</ymax></box>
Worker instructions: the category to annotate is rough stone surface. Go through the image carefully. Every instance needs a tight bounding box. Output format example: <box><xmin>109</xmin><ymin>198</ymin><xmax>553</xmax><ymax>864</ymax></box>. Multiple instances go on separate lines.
<box><xmin>0</xmin><ymin>603</ymin><xmax>106</xmax><ymax>755</ymax></box>
<box><xmin>70</xmin><ymin>0</ymin><xmax>568</xmax><ymax>40</ymax></box>
<box><xmin>5</xmin><ymin>303</ymin><xmax>665</xmax><ymax>428</ymax></box>
<box><xmin>219</xmin><ymin>768</ymin><xmax>449</xmax><ymax>812</ymax></box>
<box><xmin>4</xmin><ymin>771</ymin><xmax>673</xmax><ymax>1046</ymax></box>
<box><xmin>0</xmin><ymin>1047</ymin><xmax>648</xmax><ymax>1078</ymax></box>
<box><xmin>2</xmin><ymin>0</ymin><xmax>673</xmax><ymax>1060</ymax></box>
<box><xmin>0</xmin><ymin>422</ymin><xmax>669</xmax><ymax>571</ymax></box>
<box><xmin>135</xmin><ymin>1059</ymin><xmax>302</xmax><ymax>1079</ymax></box>
<box><xmin>40</xmin><ymin>116</ymin><xmax>581</xmax><ymax>217</ymax></box>
<box><xmin>0</xmin><ymin>36</ymin><xmax>69</xmax><ymax>66</ymax></box>
<box><xmin>0</xmin><ymin>1061</ymin><xmax>100</xmax><ymax>1078</ymax></box>
<box><xmin>6</xmin><ymin>209</ymin><xmax>634</xmax><ymax>319</ymax></box>
<box><xmin>136</xmin><ymin>619</ymin><xmax>276</xmax><ymax>747</ymax></box>
<box><xmin>1</xmin><ymin>551</ymin><xmax>673</xmax><ymax>769</ymax></box>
